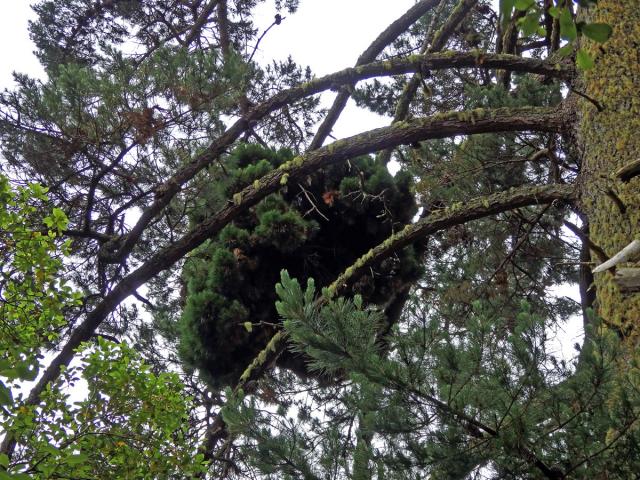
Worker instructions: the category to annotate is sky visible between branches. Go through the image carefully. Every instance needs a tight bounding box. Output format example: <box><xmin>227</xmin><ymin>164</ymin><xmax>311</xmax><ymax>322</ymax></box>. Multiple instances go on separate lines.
<box><xmin>0</xmin><ymin>0</ymin><xmax>582</xmax><ymax>361</ymax></box>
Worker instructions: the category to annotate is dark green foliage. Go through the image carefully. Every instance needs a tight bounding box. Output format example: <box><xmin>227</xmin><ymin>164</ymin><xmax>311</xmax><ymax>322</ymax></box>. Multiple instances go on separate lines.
<box><xmin>178</xmin><ymin>144</ymin><xmax>422</xmax><ymax>387</ymax></box>
<box><xmin>30</xmin><ymin>0</ymin><xmax>300</xmax><ymax>70</ymax></box>
<box><xmin>217</xmin><ymin>273</ymin><xmax>640</xmax><ymax>479</ymax></box>
<box><xmin>0</xmin><ymin>1</ymin><xmax>320</xmax><ymax>315</ymax></box>
<box><xmin>215</xmin><ymin>58</ymin><xmax>592</xmax><ymax>477</ymax></box>
<box><xmin>405</xmin><ymin>77</ymin><xmax>577</xmax><ymax>348</ymax></box>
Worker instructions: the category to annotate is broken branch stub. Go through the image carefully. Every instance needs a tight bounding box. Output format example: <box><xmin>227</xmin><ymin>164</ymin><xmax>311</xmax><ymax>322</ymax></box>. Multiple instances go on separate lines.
<box><xmin>592</xmin><ymin>239</ymin><xmax>640</xmax><ymax>273</ymax></box>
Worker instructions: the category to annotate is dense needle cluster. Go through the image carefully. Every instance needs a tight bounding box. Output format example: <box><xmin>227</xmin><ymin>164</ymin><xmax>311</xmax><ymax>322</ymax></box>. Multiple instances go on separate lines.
<box><xmin>178</xmin><ymin>144</ymin><xmax>423</xmax><ymax>387</ymax></box>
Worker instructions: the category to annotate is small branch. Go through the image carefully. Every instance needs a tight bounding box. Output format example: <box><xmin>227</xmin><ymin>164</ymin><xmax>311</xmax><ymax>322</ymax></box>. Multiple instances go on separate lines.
<box><xmin>518</xmin><ymin>40</ymin><xmax>548</xmax><ymax>53</ymax></box>
<box><xmin>562</xmin><ymin>220</ymin><xmax>608</xmax><ymax>263</ymax></box>
<box><xmin>184</xmin><ymin>0</ymin><xmax>219</xmax><ymax>46</ymax></box>
<box><xmin>592</xmin><ymin>239</ymin><xmax>640</xmax><ymax>273</ymax></box>
<box><xmin>431</xmin><ymin>0</ymin><xmax>479</xmax><ymax>51</ymax></box>
<box><xmin>615</xmin><ymin>159</ymin><xmax>640</xmax><ymax>183</ymax></box>
<box><xmin>378</xmin><ymin>0</ymin><xmax>477</xmax><ymax>165</ymax></box>
<box><xmin>63</xmin><ymin>229</ymin><xmax>113</xmax><ymax>243</ymax></box>
<box><xmin>91</xmin><ymin>333</ymin><xmax>121</xmax><ymax>344</ymax></box>
<box><xmin>248</xmin><ymin>14</ymin><xmax>285</xmax><ymax>63</ymax></box>
<box><xmin>489</xmin><ymin>204</ymin><xmax>551</xmax><ymax>282</ymax></box>
<box><xmin>298</xmin><ymin>184</ymin><xmax>329</xmax><ymax>221</ymax></box>
<box><xmin>498</xmin><ymin>7</ymin><xmax>526</xmax><ymax>87</ymax></box>
<box><xmin>570</xmin><ymin>87</ymin><xmax>604</xmax><ymax>112</ymax></box>
<box><xmin>132</xmin><ymin>291</ymin><xmax>156</xmax><ymax>310</ymax></box>
<box><xmin>605</xmin><ymin>188</ymin><xmax>627</xmax><ymax>215</ymax></box>
<box><xmin>216</xmin><ymin>0</ymin><xmax>231</xmax><ymax>59</ymax></box>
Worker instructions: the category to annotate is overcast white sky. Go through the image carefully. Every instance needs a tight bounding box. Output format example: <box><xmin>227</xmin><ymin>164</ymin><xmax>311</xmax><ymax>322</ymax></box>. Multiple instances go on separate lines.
<box><xmin>251</xmin><ymin>0</ymin><xmax>417</xmax><ymax>137</ymax></box>
<box><xmin>0</xmin><ymin>0</ymin><xmax>416</xmax><ymax>79</ymax></box>
<box><xmin>0</xmin><ymin>3</ymin><xmax>42</xmax><ymax>85</ymax></box>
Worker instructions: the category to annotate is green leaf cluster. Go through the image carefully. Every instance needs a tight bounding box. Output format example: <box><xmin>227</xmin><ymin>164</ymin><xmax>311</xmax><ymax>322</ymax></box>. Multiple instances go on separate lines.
<box><xmin>0</xmin><ymin>175</ymin><xmax>78</xmax><ymax>399</ymax></box>
<box><xmin>0</xmin><ymin>175</ymin><xmax>205</xmax><ymax>478</ymax></box>
<box><xmin>501</xmin><ymin>0</ymin><xmax>612</xmax><ymax>70</ymax></box>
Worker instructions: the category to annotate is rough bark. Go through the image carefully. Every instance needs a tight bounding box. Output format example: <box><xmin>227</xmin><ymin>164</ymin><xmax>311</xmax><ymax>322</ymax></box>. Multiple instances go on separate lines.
<box><xmin>577</xmin><ymin>0</ymin><xmax>640</xmax><ymax>341</ymax></box>
<box><xmin>614</xmin><ymin>268</ymin><xmax>640</xmax><ymax>294</ymax></box>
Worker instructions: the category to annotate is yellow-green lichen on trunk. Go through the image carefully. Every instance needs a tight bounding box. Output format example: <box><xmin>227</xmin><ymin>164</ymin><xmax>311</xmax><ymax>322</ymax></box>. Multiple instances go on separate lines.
<box><xmin>578</xmin><ymin>0</ymin><xmax>640</xmax><ymax>339</ymax></box>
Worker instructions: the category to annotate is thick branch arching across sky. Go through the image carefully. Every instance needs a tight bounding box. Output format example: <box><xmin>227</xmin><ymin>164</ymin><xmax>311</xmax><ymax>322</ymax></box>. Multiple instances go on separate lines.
<box><xmin>99</xmin><ymin>51</ymin><xmax>570</xmax><ymax>264</ymax></box>
<box><xmin>20</xmin><ymin>104</ymin><xmax>568</xmax><ymax>410</ymax></box>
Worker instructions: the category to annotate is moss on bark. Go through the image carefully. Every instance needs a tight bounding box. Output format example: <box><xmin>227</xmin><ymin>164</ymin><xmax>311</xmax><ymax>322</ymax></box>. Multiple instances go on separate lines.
<box><xmin>578</xmin><ymin>0</ymin><xmax>640</xmax><ymax>339</ymax></box>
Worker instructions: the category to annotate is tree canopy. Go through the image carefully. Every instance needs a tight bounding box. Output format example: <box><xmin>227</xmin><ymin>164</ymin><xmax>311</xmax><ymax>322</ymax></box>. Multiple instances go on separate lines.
<box><xmin>1</xmin><ymin>0</ymin><xmax>640</xmax><ymax>478</ymax></box>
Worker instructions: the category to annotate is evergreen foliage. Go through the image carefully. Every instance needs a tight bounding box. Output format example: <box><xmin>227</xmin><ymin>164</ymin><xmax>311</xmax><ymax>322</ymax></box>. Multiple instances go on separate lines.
<box><xmin>407</xmin><ymin>76</ymin><xmax>578</xmax><ymax>343</ymax></box>
<box><xmin>178</xmin><ymin>144</ymin><xmax>423</xmax><ymax>387</ymax></box>
<box><xmin>214</xmin><ymin>270</ymin><xmax>640</xmax><ymax>478</ymax></box>
<box><xmin>1</xmin><ymin>0</ymin><xmax>638</xmax><ymax>478</ymax></box>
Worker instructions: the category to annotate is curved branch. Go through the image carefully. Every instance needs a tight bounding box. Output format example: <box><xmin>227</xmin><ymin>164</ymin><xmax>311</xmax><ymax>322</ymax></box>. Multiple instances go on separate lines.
<box><xmin>328</xmin><ymin>184</ymin><xmax>575</xmax><ymax>295</ymax></box>
<box><xmin>202</xmin><ymin>183</ymin><xmax>576</xmax><ymax>458</ymax></box>
<box><xmin>378</xmin><ymin>0</ymin><xmax>478</xmax><ymax>164</ymax></box>
<box><xmin>103</xmin><ymin>55</ymin><xmax>570</xmax><ymax>263</ymax></box>
<box><xmin>184</xmin><ymin>0</ymin><xmax>219</xmax><ymax>46</ymax></box>
<box><xmin>21</xmin><ymin>105</ymin><xmax>567</xmax><ymax>414</ymax></box>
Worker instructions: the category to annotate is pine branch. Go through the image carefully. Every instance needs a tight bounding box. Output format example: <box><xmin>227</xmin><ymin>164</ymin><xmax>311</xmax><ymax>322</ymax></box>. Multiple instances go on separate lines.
<box><xmin>200</xmin><ymin>183</ymin><xmax>575</xmax><ymax>458</ymax></box>
<box><xmin>400</xmin><ymin>383</ymin><xmax>564</xmax><ymax>479</ymax></box>
<box><xmin>100</xmin><ymin>54</ymin><xmax>571</xmax><ymax>264</ymax></box>
<box><xmin>183</xmin><ymin>0</ymin><xmax>219</xmax><ymax>46</ymax></box>
<box><xmin>18</xmin><ymin>106</ymin><xmax>568</xmax><ymax>439</ymax></box>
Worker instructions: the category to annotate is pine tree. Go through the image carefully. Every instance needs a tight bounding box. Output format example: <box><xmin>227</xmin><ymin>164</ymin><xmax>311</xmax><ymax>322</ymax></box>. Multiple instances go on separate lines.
<box><xmin>1</xmin><ymin>0</ymin><xmax>639</xmax><ymax>478</ymax></box>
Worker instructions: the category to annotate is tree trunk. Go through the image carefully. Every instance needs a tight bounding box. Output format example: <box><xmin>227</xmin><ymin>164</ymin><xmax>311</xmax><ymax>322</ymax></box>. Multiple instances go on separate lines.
<box><xmin>578</xmin><ymin>0</ymin><xmax>640</xmax><ymax>341</ymax></box>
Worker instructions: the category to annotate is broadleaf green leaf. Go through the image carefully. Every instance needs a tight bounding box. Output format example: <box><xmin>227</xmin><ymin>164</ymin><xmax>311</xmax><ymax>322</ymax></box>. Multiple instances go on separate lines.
<box><xmin>547</xmin><ymin>6</ymin><xmax>561</xmax><ymax>18</ymax></box>
<box><xmin>499</xmin><ymin>0</ymin><xmax>515</xmax><ymax>28</ymax></box>
<box><xmin>581</xmin><ymin>23</ymin><xmax>613</xmax><ymax>43</ymax></box>
<box><xmin>0</xmin><ymin>381</ymin><xmax>13</xmax><ymax>406</ymax></box>
<box><xmin>15</xmin><ymin>362</ymin><xmax>38</xmax><ymax>382</ymax></box>
<box><xmin>576</xmin><ymin>49</ymin><xmax>595</xmax><ymax>70</ymax></box>
<box><xmin>518</xmin><ymin>14</ymin><xmax>540</xmax><ymax>37</ymax></box>
<box><xmin>65</xmin><ymin>453</ymin><xmax>89</xmax><ymax>466</ymax></box>
<box><xmin>556</xmin><ymin>43</ymin><xmax>574</xmax><ymax>58</ymax></box>
<box><xmin>559</xmin><ymin>8</ymin><xmax>577</xmax><ymax>41</ymax></box>
<box><xmin>514</xmin><ymin>0</ymin><xmax>535</xmax><ymax>11</ymax></box>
